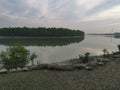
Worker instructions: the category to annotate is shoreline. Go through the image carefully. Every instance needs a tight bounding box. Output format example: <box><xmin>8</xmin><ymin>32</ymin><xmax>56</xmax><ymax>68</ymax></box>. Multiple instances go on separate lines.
<box><xmin>0</xmin><ymin>52</ymin><xmax>119</xmax><ymax>74</ymax></box>
<box><xmin>0</xmin><ymin>52</ymin><xmax>119</xmax><ymax>90</ymax></box>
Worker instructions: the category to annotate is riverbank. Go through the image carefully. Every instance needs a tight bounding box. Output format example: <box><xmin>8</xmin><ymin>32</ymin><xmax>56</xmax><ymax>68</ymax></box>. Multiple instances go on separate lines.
<box><xmin>0</xmin><ymin>52</ymin><xmax>120</xmax><ymax>73</ymax></box>
<box><xmin>0</xmin><ymin>58</ymin><xmax>120</xmax><ymax>90</ymax></box>
<box><xmin>0</xmin><ymin>51</ymin><xmax>120</xmax><ymax>90</ymax></box>
<box><xmin>27</xmin><ymin>52</ymin><xmax>120</xmax><ymax>71</ymax></box>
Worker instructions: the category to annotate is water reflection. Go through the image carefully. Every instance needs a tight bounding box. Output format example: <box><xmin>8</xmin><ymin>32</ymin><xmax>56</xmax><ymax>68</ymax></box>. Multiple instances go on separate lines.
<box><xmin>0</xmin><ymin>35</ymin><xmax>119</xmax><ymax>64</ymax></box>
<box><xmin>114</xmin><ymin>36</ymin><xmax>120</xmax><ymax>39</ymax></box>
<box><xmin>98</xmin><ymin>35</ymin><xmax>120</xmax><ymax>39</ymax></box>
<box><xmin>0</xmin><ymin>36</ymin><xmax>84</xmax><ymax>46</ymax></box>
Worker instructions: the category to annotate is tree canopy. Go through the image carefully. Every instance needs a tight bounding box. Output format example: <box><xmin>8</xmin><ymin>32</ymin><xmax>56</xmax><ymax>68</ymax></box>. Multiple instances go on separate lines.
<box><xmin>0</xmin><ymin>27</ymin><xmax>84</xmax><ymax>37</ymax></box>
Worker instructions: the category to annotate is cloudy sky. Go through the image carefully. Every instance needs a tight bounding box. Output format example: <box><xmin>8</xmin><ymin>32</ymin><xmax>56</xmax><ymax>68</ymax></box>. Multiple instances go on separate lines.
<box><xmin>0</xmin><ymin>0</ymin><xmax>120</xmax><ymax>33</ymax></box>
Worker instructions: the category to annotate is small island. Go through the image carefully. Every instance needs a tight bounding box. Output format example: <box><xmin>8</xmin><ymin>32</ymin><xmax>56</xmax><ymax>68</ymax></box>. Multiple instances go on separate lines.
<box><xmin>0</xmin><ymin>27</ymin><xmax>84</xmax><ymax>37</ymax></box>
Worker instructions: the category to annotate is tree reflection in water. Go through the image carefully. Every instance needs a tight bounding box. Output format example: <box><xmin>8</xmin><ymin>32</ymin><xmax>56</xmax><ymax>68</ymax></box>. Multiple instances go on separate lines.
<box><xmin>0</xmin><ymin>36</ymin><xmax>85</xmax><ymax>47</ymax></box>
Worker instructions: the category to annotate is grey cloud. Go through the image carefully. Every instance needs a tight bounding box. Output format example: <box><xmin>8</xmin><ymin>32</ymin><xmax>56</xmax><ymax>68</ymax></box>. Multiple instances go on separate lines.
<box><xmin>0</xmin><ymin>15</ymin><xmax>23</xmax><ymax>27</ymax></box>
<box><xmin>0</xmin><ymin>0</ymin><xmax>28</xmax><ymax>14</ymax></box>
<box><xmin>0</xmin><ymin>15</ymin><xmax>12</xmax><ymax>26</ymax></box>
<box><xmin>0</xmin><ymin>0</ymin><xmax>120</xmax><ymax>33</ymax></box>
<box><xmin>0</xmin><ymin>0</ymin><xmax>40</xmax><ymax>18</ymax></box>
<box><xmin>48</xmin><ymin>0</ymin><xmax>78</xmax><ymax>21</ymax></box>
<box><xmin>86</xmin><ymin>0</ymin><xmax>120</xmax><ymax>16</ymax></box>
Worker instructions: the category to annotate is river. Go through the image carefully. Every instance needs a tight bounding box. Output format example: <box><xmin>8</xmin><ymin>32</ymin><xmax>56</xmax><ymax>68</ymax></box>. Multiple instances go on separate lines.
<box><xmin>0</xmin><ymin>35</ymin><xmax>119</xmax><ymax>64</ymax></box>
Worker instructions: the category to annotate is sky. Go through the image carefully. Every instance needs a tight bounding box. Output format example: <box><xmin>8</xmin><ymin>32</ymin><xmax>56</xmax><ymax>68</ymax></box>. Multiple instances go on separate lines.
<box><xmin>0</xmin><ymin>0</ymin><xmax>120</xmax><ymax>33</ymax></box>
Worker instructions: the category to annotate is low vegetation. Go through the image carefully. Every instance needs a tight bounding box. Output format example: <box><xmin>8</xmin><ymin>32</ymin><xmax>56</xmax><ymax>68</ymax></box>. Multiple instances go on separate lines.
<box><xmin>30</xmin><ymin>52</ymin><xmax>37</xmax><ymax>66</ymax></box>
<box><xmin>117</xmin><ymin>44</ymin><xmax>120</xmax><ymax>52</ymax></box>
<box><xmin>79</xmin><ymin>52</ymin><xmax>90</xmax><ymax>63</ymax></box>
<box><xmin>0</xmin><ymin>45</ymin><xmax>37</xmax><ymax>71</ymax></box>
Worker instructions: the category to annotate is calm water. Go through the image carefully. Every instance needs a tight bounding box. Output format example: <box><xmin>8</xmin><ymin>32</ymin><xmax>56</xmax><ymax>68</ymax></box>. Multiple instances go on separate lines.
<box><xmin>0</xmin><ymin>35</ymin><xmax>119</xmax><ymax>64</ymax></box>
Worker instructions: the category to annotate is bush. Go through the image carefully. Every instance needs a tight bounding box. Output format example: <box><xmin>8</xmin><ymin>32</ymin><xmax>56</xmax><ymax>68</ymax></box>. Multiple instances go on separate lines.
<box><xmin>103</xmin><ymin>49</ymin><xmax>107</xmax><ymax>57</ymax></box>
<box><xmin>0</xmin><ymin>45</ymin><xmax>30</xmax><ymax>71</ymax></box>
<box><xmin>117</xmin><ymin>44</ymin><xmax>120</xmax><ymax>52</ymax></box>
<box><xmin>79</xmin><ymin>52</ymin><xmax>90</xmax><ymax>63</ymax></box>
<box><xmin>30</xmin><ymin>52</ymin><xmax>37</xmax><ymax>66</ymax></box>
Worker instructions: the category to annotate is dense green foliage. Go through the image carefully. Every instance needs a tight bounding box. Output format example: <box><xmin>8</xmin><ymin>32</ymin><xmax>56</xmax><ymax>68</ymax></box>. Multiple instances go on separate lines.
<box><xmin>30</xmin><ymin>53</ymin><xmax>37</xmax><ymax>65</ymax></box>
<box><xmin>103</xmin><ymin>49</ymin><xmax>107</xmax><ymax>56</ymax></box>
<box><xmin>0</xmin><ymin>37</ymin><xmax>84</xmax><ymax>46</ymax></box>
<box><xmin>117</xmin><ymin>44</ymin><xmax>120</xmax><ymax>52</ymax></box>
<box><xmin>0</xmin><ymin>27</ymin><xmax>84</xmax><ymax>37</ymax></box>
<box><xmin>83</xmin><ymin>52</ymin><xmax>90</xmax><ymax>63</ymax></box>
<box><xmin>79</xmin><ymin>52</ymin><xmax>90</xmax><ymax>63</ymax></box>
<box><xmin>0</xmin><ymin>45</ymin><xmax>30</xmax><ymax>70</ymax></box>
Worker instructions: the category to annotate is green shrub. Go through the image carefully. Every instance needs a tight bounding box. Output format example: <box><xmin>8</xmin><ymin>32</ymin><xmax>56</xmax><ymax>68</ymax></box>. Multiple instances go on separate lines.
<box><xmin>103</xmin><ymin>49</ymin><xmax>107</xmax><ymax>57</ymax></box>
<box><xmin>0</xmin><ymin>45</ymin><xmax>30</xmax><ymax>71</ymax></box>
<box><xmin>117</xmin><ymin>44</ymin><xmax>120</xmax><ymax>52</ymax></box>
<box><xmin>30</xmin><ymin>52</ymin><xmax>37</xmax><ymax>66</ymax></box>
<box><xmin>79</xmin><ymin>52</ymin><xmax>90</xmax><ymax>63</ymax></box>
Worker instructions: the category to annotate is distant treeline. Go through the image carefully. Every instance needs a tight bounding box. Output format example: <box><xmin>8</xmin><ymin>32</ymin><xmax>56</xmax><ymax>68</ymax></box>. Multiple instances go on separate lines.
<box><xmin>0</xmin><ymin>27</ymin><xmax>84</xmax><ymax>37</ymax></box>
